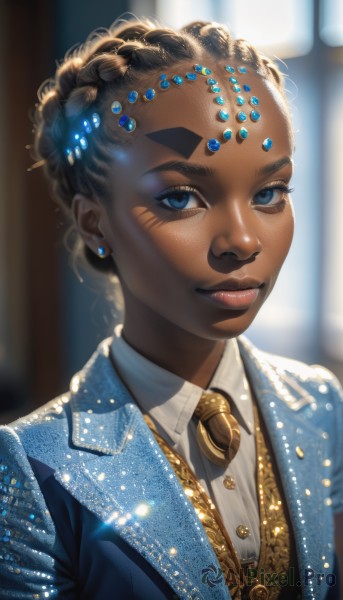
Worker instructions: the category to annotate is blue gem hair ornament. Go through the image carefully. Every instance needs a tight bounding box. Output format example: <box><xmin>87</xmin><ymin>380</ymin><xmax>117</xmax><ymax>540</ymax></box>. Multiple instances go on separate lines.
<box><xmin>118</xmin><ymin>115</ymin><xmax>136</xmax><ymax>132</ymax></box>
<box><xmin>194</xmin><ymin>64</ymin><xmax>212</xmax><ymax>75</ymax></box>
<box><xmin>65</xmin><ymin>112</ymin><xmax>101</xmax><ymax>166</ymax></box>
<box><xmin>111</xmin><ymin>101</ymin><xmax>122</xmax><ymax>115</ymax></box>
<box><xmin>159</xmin><ymin>75</ymin><xmax>170</xmax><ymax>90</ymax></box>
<box><xmin>143</xmin><ymin>88</ymin><xmax>156</xmax><ymax>101</ymax></box>
<box><xmin>262</xmin><ymin>137</ymin><xmax>273</xmax><ymax>151</ymax></box>
<box><xmin>65</xmin><ymin>62</ymin><xmax>274</xmax><ymax>164</ymax></box>
<box><xmin>172</xmin><ymin>75</ymin><xmax>184</xmax><ymax>85</ymax></box>
<box><xmin>127</xmin><ymin>90</ymin><xmax>139</xmax><ymax>103</ymax></box>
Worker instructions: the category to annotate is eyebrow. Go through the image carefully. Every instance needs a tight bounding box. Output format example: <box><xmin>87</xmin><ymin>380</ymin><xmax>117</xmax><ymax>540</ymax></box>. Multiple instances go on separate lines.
<box><xmin>142</xmin><ymin>160</ymin><xmax>214</xmax><ymax>178</ymax></box>
<box><xmin>257</xmin><ymin>157</ymin><xmax>293</xmax><ymax>177</ymax></box>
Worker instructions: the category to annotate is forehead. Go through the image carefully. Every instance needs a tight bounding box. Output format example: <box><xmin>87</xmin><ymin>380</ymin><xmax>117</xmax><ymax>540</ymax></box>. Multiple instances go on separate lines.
<box><xmin>106</xmin><ymin>61</ymin><xmax>292</xmax><ymax>175</ymax></box>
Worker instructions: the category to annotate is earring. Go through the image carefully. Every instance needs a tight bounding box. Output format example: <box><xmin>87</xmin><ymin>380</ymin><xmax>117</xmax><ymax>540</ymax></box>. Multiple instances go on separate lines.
<box><xmin>97</xmin><ymin>245</ymin><xmax>107</xmax><ymax>259</ymax></box>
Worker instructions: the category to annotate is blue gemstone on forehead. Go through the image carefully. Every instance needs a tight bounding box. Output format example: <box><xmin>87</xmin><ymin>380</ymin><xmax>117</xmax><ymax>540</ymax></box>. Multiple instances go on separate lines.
<box><xmin>92</xmin><ymin>113</ymin><xmax>101</xmax><ymax>128</ymax></box>
<box><xmin>229</xmin><ymin>76</ymin><xmax>238</xmax><ymax>84</ymax></box>
<box><xmin>250</xmin><ymin>96</ymin><xmax>260</xmax><ymax>106</ymax></box>
<box><xmin>215</xmin><ymin>96</ymin><xmax>225</xmax><ymax>105</ymax></box>
<box><xmin>118</xmin><ymin>116</ymin><xmax>136</xmax><ymax>132</ymax></box>
<box><xmin>119</xmin><ymin>115</ymin><xmax>129</xmax><ymax>127</ymax></box>
<box><xmin>211</xmin><ymin>85</ymin><xmax>221</xmax><ymax>93</ymax></box>
<box><xmin>225</xmin><ymin>66</ymin><xmax>235</xmax><ymax>73</ymax></box>
<box><xmin>207</xmin><ymin>77</ymin><xmax>217</xmax><ymax>85</ymax></box>
<box><xmin>207</xmin><ymin>138</ymin><xmax>221</xmax><ymax>152</ymax></box>
<box><xmin>237</xmin><ymin>111</ymin><xmax>247</xmax><ymax>122</ymax></box>
<box><xmin>144</xmin><ymin>88</ymin><xmax>156</xmax><ymax>101</ymax></box>
<box><xmin>218</xmin><ymin>109</ymin><xmax>229</xmax><ymax>122</ymax></box>
<box><xmin>238</xmin><ymin>66</ymin><xmax>247</xmax><ymax>73</ymax></box>
<box><xmin>172</xmin><ymin>75</ymin><xmax>184</xmax><ymax>85</ymax></box>
<box><xmin>111</xmin><ymin>100</ymin><xmax>122</xmax><ymax>114</ymax></box>
<box><xmin>250</xmin><ymin>110</ymin><xmax>261</xmax><ymax>122</ymax></box>
<box><xmin>194</xmin><ymin>65</ymin><xmax>212</xmax><ymax>75</ymax></box>
<box><xmin>243</xmin><ymin>84</ymin><xmax>251</xmax><ymax>92</ymax></box>
<box><xmin>262</xmin><ymin>137</ymin><xmax>273</xmax><ymax>151</ymax></box>
<box><xmin>83</xmin><ymin>119</ymin><xmax>92</xmax><ymax>134</ymax></box>
<box><xmin>186</xmin><ymin>72</ymin><xmax>197</xmax><ymax>80</ymax></box>
<box><xmin>232</xmin><ymin>84</ymin><xmax>241</xmax><ymax>93</ymax></box>
<box><xmin>127</xmin><ymin>90</ymin><xmax>139</xmax><ymax>103</ymax></box>
<box><xmin>159</xmin><ymin>79</ymin><xmax>170</xmax><ymax>89</ymax></box>
<box><xmin>239</xmin><ymin>127</ymin><xmax>248</xmax><ymax>139</ymax></box>
<box><xmin>223</xmin><ymin>128</ymin><xmax>232</xmax><ymax>140</ymax></box>
<box><xmin>125</xmin><ymin>117</ymin><xmax>136</xmax><ymax>132</ymax></box>
<box><xmin>160</xmin><ymin>74</ymin><xmax>167</xmax><ymax>80</ymax></box>
<box><xmin>236</xmin><ymin>96</ymin><xmax>245</xmax><ymax>106</ymax></box>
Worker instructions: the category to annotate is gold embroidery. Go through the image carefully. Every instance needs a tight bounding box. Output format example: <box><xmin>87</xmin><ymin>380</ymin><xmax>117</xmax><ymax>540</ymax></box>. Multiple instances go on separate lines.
<box><xmin>144</xmin><ymin>414</ymin><xmax>245</xmax><ymax>597</ymax></box>
<box><xmin>253</xmin><ymin>403</ymin><xmax>296</xmax><ymax>599</ymax></box>
<box><xmin>144</xmin><ymin>399</ymin><xmax>296</xmax><ymax>599</ymax></box>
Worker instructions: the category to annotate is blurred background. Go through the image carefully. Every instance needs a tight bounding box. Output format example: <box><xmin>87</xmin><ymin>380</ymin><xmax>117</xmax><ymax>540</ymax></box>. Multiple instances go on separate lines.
<box><xmin>0</xmin><ymin>0</ymin><xmax>342</xmax><ymax>423</ymax></box>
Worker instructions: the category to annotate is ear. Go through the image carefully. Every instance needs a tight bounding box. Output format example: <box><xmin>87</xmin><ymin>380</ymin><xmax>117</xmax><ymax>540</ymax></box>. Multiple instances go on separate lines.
<box><xmin>72</xmin><ymin>194</ymin><xmax>111</xmax><ymax>258</ymax></box>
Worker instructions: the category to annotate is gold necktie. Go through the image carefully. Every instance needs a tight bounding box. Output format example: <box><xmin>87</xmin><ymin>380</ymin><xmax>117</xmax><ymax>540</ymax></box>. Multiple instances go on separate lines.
<box><xmin>194</xmin><ymin>390</ymin><xmax>241</xmax><ymax>467</ymax></box>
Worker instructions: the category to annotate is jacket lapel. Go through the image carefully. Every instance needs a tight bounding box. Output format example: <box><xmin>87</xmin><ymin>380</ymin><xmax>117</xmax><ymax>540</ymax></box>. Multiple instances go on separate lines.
<box><xmin>238</xmin><ymin>337</ymin><xmax>328</xmax><ymax>588</ymax></box>
<box><xmin>54</xmin><ymin>340</ymin><xmax>230</xmax><ymax>600</ymax></box>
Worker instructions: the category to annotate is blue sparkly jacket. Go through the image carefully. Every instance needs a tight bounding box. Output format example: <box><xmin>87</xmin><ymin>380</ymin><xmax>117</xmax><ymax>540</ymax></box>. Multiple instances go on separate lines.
<box><xmin>0</xmin><ymin>337</ymin><xmax>342</xmax><ymax>600</ymax></box>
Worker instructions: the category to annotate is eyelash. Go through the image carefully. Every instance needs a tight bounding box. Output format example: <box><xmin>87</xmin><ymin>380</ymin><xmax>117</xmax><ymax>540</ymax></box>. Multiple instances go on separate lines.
<box><xmin>155</xmin><ymin>183</ymin><xmax>294</xmax><ymax>213</ymax></box>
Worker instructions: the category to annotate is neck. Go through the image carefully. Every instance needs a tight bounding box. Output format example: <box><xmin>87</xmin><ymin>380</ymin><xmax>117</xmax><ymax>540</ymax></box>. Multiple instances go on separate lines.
<box><xmin>121</xmin><ymin>305</ymin><xmax>226</xmax><ymax>389</ymax></box>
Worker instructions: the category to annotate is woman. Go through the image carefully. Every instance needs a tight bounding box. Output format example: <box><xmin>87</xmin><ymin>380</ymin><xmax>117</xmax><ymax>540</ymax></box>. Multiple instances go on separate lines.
<box><xmin>0</xmin><ymin>18</ymin><xmax>342</xmax><ymax>600</ymax></box>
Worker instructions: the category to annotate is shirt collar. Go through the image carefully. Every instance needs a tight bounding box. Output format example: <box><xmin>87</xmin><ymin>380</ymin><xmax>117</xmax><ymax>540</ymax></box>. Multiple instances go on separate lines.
<box><xmin>110</xmin><ymin>325</ymin><xmax>254</xmax><ymax>445</ymax></box>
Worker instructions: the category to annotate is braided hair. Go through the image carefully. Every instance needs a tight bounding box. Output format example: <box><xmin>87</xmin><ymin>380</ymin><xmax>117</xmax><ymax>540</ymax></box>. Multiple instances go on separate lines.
<box><xmin>33</xmin><ymin>17</ymin><xmax>287</xmax><ymax>272</ymax></box>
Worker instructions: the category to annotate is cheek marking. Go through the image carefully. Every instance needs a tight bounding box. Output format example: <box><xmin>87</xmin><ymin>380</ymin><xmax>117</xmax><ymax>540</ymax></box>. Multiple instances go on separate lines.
<box><xmin>145</xmin><ymin>127</ymin><xmax>202</xmax><ymax>159</ymax></box>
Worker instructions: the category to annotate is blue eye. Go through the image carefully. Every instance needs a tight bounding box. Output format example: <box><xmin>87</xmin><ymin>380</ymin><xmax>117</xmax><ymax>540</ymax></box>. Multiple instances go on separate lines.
<box><xmin>254</xmin><ymin>186</ymin><xmax>292</xmax><ymax>206</ymax></box>
<box><xmin>158</xmin><ymin>190</ymin><xmax>202</xmax><ymax>210</ymax></box>
<box><xmin>255</xmin><ymin>189</ymin><xmax>275</xmax><ymax>205</ymax></box>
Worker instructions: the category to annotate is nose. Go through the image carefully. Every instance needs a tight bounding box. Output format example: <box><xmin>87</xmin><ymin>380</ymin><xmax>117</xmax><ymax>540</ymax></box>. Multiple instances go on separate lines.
<box><xmin>210</xmin><ymin>204</ymin><xmax>262</xmax><ymax>262</ymax></box>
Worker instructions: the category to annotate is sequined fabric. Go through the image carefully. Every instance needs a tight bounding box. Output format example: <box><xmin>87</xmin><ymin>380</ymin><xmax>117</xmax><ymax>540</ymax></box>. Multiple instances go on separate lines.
<box><xmin>0</xmin><ymin>336</ymin><xmax>342</xmax><ymax>599</ymax></box>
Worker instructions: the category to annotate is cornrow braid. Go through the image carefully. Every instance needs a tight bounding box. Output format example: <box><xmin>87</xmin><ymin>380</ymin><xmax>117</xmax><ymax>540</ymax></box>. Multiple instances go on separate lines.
<box><xmin>32</xmin><ymin>17</ymin><xmax>287</xmax><ymax>274</ymax></box>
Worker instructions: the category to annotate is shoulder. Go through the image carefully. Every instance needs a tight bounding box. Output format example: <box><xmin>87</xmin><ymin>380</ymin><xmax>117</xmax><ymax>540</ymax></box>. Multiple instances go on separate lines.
<box><xmin>238</xmin><ymin>335</ymin><xmax>343</xmax><ymax>409</ymax></box>
<box><xmin>0</xmin><ymin>393</ymin><xmax>72</xmax><ymax>470</ymax></box>
<box><xmin>0</xmin><ymin>336</ymin><xmax>136</xmax><ymax>469</ymax></box>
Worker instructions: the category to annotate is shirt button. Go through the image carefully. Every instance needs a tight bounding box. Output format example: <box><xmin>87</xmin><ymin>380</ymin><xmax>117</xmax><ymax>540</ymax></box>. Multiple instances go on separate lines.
<box><xmin>236</xmin><ymin>525</ymin><xmax>250</xmax><ymax>539</ymax></box>
<box><xmin>249</xmin><ymin>583</ymin><xmax>269</xmax><ymax>599</ymax></box>
<box><xmin>223</xmin><ymin>476</ymin><xmax>236</xmax><ymax>490</ymax></box>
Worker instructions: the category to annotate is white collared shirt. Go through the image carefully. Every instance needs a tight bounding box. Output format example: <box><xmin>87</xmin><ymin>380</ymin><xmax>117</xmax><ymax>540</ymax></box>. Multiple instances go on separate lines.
<box><xmin>111</xmin><ymin>325</ymin><xmax>259</xmax><ymax>562</ymax></box>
